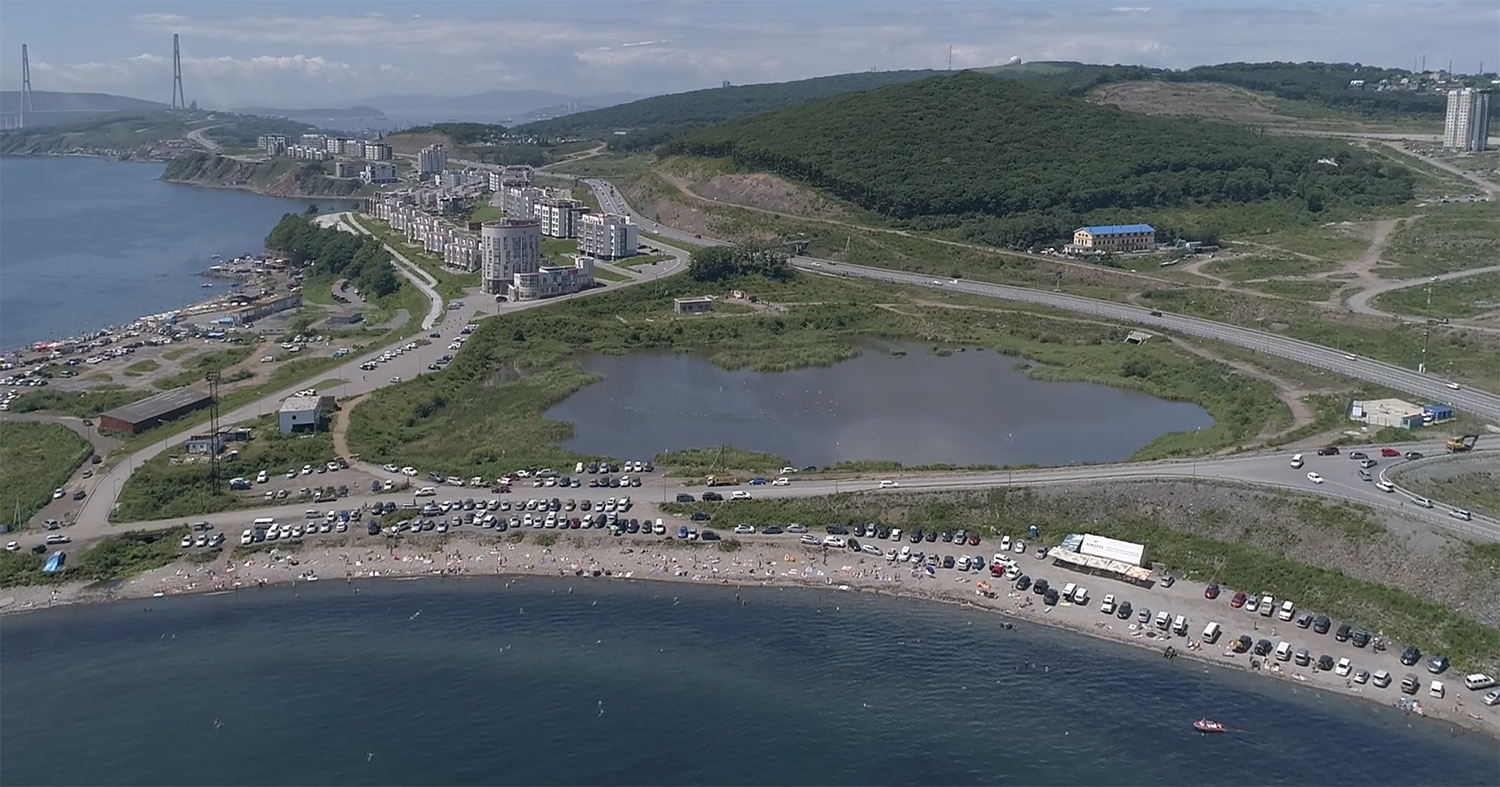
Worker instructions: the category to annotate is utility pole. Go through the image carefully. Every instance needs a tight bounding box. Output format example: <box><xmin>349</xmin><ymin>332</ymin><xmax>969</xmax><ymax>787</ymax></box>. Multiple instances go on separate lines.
<box><xmin>205</xmin><ymin>371</ymin><xmax>222</xmax><ymax>496</ymax></box>
<box><xmin>1421</xmin><ymin>282</ymin><xmax>1432</xmax><ymax>373</ymax></box>
<box><xmin>171</xmin><ymin>34</ymin><xmax>186</xmax><ymax>110</ymax></box>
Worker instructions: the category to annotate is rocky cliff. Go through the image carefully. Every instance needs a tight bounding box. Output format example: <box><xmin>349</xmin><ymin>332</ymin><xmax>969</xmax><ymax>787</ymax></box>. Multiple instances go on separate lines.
<box><xmin>162</xmin><ymin>152</ymin><xmax>366</xmax><ymax>198</ymax></box>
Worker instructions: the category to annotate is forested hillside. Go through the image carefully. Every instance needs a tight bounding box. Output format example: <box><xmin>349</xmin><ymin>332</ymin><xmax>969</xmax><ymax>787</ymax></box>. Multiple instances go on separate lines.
<box><xmin>265</xmin><ymin>214</ymin><xmax>401</xmax><ymax>299</ymax></box>
<box><xmin>672</xmin><ymin>72</ymin><xmax>1415</xmax><ymax>248</ymax></box>
<box><xmin>516</xmin><ymin>70</ymin><xmax>945</xmax><ymax>148</ymax></box>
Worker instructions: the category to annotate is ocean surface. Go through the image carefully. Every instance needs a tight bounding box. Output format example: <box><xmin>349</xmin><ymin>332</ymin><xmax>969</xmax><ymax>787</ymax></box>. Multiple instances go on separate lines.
<box><xmin>0</xmin><ymin>157</ymin><xmax>337</xmax><ymax>349</ymax></box>
<box><xmin>2</xmin><ymin>577</ymin><xmax>1494</xmax><ymax>786</ymax></box>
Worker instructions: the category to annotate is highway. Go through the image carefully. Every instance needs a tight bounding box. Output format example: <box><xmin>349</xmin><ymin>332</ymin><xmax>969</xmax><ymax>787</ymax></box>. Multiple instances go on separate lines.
<box><xmin>583</xmin><ymin>179</ymin><xmax>1500</xmax><ymax>421</ymax></box>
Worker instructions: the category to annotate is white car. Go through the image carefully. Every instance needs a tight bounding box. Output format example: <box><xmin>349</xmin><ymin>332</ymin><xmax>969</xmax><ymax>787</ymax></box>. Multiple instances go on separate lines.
<box><xmin>1100</xmin><ymin>594</ymin><xmax>1116</xmax><ymax>614</ymax></box>
<box><xmin>1334</xmin><ymin>658</ymin><xmax>1352</xmax><ymax>677</ymax></box>
<box><xmin>1000</xmin><ymin>535</ymin><xmax>1012</xmax><ymax>551</ymax></box>
<box><xmin>879</xmin><ymin>480</ymin><xmax>898</xmax><ymax>488</ymax></box>
<box><xmin>823</xmin><ymin>536</ymin><xmax>847</xmax><ymax>548</ymax></box>
<box><xmin>240</xmin><ymin>529</ymin><xmax>253</xmax><ymax>545</ymax></box>
<box><xmin>52</xmin><ymin>488</ymin><xmax>64</xmax><ymax>499</ymax></box>
<box><xmin>772</xmin><ymin>477</ymin><xmax>790</xmax><ymax>486</ymax></box>
<box><xmin>402</xmin><ymin>466</ymin><xmax>418</xmax><ymax>476</ymax></box>
<box><xmin>390</xmin><ymin>376</ymin><xmax>402</xmax><ymax>383</ymax></box>
<box><xmin>1072</xmin><ymin>587</ymin><xmax>1089</xmax><ymax>605</ymax></box>
<box><xmin>733</xmin><ymin>524</ymin><xmax>756</xmax><ymax>534</ymax></box>
<box><xmin>4</xmin><ymin>541</ymin><xmax>19</xmax><ymax>551</ymax></box>
<box><xmin>730</xmin><ymin>490</ymin><xmax>752</xmax><ymax>500</ymax></box>
<box><xmin>383</xmin><ymin>464</ymin><xmax>399</xmax><ymax>473</ymax></box>
<box><xmin>1277</xmin><ymin>600</ymin><xmax>1295</xmax><ymax>621</ymax></box>
<box><xmin>1306</xmin><ymin>472</ymin><xmax>1324</xmax><ymax>484</ymax></box>
<box><xmin>779</xmin><ymin>467</ymin><xmax>798</xmax><ymax>475</ymax></box>
<box><xmin>1013</xmin><ymin>540</ymin><xmax>1025</xmax><ymax>554</ymax></box>
<box><xmin>180</xmin><ymin>534</ymin><xmax>193</xmax><ymax>548</ymax></box>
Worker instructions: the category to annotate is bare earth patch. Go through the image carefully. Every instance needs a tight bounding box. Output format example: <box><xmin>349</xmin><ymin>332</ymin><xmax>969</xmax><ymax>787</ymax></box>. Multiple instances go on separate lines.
<box><xmin>1090</xmin><ymin>81</ymin><xmax>1300</xmax><ymax>124</ymax></box>
<box><xmin>688</xmin><ymin>172</ymin><xmax>852</xmax><ymax>221</ymax></box>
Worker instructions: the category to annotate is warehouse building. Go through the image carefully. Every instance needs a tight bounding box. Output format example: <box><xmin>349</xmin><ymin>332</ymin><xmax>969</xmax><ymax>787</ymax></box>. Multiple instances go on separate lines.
<box><xmin>278</xmin><ymin>394</ymin><xmax>336</xmax><ymax>434</ymax></box>
<box><xmin>1349</xmin><ymin>398</ymin><xmax>1425</xmax><ymax>429</ymax></box>
<box><xmin>98</xmin><ymin>387</ymin><xmax>214</xmax><ymax>434</ymax></box>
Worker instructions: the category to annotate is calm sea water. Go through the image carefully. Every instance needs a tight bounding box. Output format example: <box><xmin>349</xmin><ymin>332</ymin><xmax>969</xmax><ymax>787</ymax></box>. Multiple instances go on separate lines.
<box><xmin>0</xmin><ymin>157</ymin><xmax>337</xmax><ymax>349</ymax></box>
<box><xmin>2</xmin><ymin>578</ymin><xmax>1492</xmax><ymax>786</ymax></box>
<box><xmin>547</xmin><ymin>345</ymin><xmax>1214</xmax><ymax>467</ymax></box>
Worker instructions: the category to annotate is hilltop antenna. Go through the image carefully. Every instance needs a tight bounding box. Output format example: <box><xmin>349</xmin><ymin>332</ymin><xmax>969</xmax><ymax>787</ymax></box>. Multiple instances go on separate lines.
<box><xmin>949</xmin><ymin>46</ymin><xmax>953</xmax><ymax>71</ymax></box>
<box><xmin>205</xmin><ymin>370</ymin><xmax>221</xmax><ymax>496</ymax></box>
<box><xmin>1421</xmin><ymin>54</ymin><xmax>1426</xmax><ymax>72</ymax></box>
<box><xmin>171</xmin><ymin>34</ymin><xmax>186</xmax><ymax>110</ymax></box>
<box><xmin>20</xmin><ymin>44</ymin><xmax>33</xmax><ymax>128</ymax></box>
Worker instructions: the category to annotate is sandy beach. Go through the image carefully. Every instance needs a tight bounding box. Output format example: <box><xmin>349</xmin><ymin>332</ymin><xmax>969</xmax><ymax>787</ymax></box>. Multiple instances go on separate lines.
<box><xmin>4</xmin><ymin>531</ymin><xmax>1495</xmax><ymax>740</ymax></box>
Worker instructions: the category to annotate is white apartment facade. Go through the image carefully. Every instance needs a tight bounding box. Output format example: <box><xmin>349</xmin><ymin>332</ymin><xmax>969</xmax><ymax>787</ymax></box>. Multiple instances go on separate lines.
<box><xmin>370</xmin><ymin>196</ymin><xmax>480</xmax><ymax>272</ymax></box>
<box><xmin>362</xmin><ymin>163</ymin><xmax>398</xmax><ymax>184</ymax></box>
<box><xmin>1444</xmin><ymin>88</ymin><xmax>1492</xmax><ymax>152</ymax></box>
<box><xmin>535</xmin><ymin>197</ymin><xmax>585</xmax><ymax>238</ymax></box>
<box><xmin>512</xmin><ymin>257</ymin><xmax>595</xmax><ymax>301</ymax></box>
<box><xmin>363</xmin><ymin>142</ymin><xmax>394</xmax><ymax>161</ymax></box>
<box><xmin>577</xmin><ymin>213</ymin><xmax>638</xmax><ymax>259</ymax></box>
<box><xmin>417</xmin><ymin>144</ymin><xmax>448</xmax><ymax>176</ymax></box>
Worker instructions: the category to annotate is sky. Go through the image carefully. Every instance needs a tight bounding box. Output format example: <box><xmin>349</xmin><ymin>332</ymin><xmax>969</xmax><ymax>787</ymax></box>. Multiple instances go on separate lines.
<box><xmin>1</xmin><ymin>0</ymin><xmax>1497</xmax><ymax>108</ymax></box>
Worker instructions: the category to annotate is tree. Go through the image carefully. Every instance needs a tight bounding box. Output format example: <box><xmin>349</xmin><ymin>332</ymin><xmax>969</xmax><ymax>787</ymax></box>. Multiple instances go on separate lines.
<box><xmin>687</xmin><ymin>246</ymin><xmax>741</xmax><ymax>282</ymax></box>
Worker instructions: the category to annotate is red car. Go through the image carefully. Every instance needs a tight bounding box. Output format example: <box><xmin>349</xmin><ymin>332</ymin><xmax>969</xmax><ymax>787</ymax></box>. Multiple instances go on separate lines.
<box><xmin>1204</xmin><ymin>583</ymin><xmax>1221</xmax><ymax>600</ymax></box>
<box><xmin>1230</xmin><ymin>591</ymin><xmax>1248</xmax><ymax>608</ymax></box>
<box><xmin>1380</xmin><ymin>448</ymin><xmax>1401</xmax><ymax>457</ymax></box>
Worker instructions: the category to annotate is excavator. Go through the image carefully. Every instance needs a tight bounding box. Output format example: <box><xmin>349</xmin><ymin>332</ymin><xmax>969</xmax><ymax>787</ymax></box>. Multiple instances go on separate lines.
<box><xmin>1446</xmin><ymin>434</ymin><xmax>1479</xmax><ymax>453</ymax></box>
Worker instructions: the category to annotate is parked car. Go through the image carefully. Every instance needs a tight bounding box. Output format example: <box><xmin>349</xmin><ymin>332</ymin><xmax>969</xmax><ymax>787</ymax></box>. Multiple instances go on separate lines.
<box><xmin>1204</xmin><ymin>583</ymin><xmax>1220</xmax><ymax>600</ymax></box>
<box><xmin>1400</xmin><ymin>646</ymin><xmax>1422</xmax><ymax>666</ymax></box>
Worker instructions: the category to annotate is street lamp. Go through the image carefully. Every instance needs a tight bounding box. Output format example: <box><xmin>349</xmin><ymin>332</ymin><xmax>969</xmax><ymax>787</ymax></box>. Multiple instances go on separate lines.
<box><xmin>1007</xmin><ymin>433</ymin><xmax>1014</xmax><ymax>487</ymax></box>
<box><xmin>834</xmin><ymin>441</ymin><xmax>840</xmax><ymax>495</ymax></box>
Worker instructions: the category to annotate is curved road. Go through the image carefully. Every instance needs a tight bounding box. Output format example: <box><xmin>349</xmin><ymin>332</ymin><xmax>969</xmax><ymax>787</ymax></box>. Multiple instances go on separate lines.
<box><xmin>583</xmin><ymin>179</ymin><xmax>1500</xmax><ymax>421</ymax></box>
<box><xmin>1345</xmin><ymin>264</ymin><xmax>1500</xmax><ymax>326</ymax></box>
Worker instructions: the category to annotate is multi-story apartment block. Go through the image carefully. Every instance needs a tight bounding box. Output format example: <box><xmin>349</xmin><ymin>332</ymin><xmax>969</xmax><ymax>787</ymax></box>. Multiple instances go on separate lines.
<box><xmin>535</xmin><ymin>197</ymin><xmax>586</xmax><ymax>238</ymax></box>
<box><xmin>361</xmin><ymin>163</ymin><xmax>398</xmax><ymax>185</ymax></box>
<box><xmin>363</xmin><ymin>142</ymin><xmax>394</xmax><ymax>161</ymax></box>
<box><xmin>512</xmin><ymin>257</ymin><xmax>595</xmax><ymax>301</ymax></box>
<box><xmin>1444</xmin><ymin>88</ymin><xmax>1492</xmax><ymax>151</ymax></box>
<box><xmin>257</xmin><ymin>134</ymin><xmax>287</xmax><ymax>156</ymax></box>
<box><xmin>577</xmin><ymin>213</ymin><xmax>639</xmax><ymax>259</ymax></box>
<box><xmin>481</xmin><ymin>218</ymin><xmax>542</xmax><ymax>295</ymax></box>
<box><xmin>501</xmin><ymin>185</ymin><xmax>545</xmax><ymax>217</ymax></box>
<box><xmin>417</xmin><ymin>143</ymin><xmax>448</xmax><ymax>176</ymax></box>
<box><xmin>1068</xmin><ymin>224</ymin><xmax>1156</xmax><ymax>254</ymax></box>
<box><xmin>501</xmin><ymin>165</ymin><xmax>533</xmax><ymax>185</ymax></box>
<box><xmin>334</xmin><ymin>161</ymin><xmax>357</xmax><ymax>178</ymax></box>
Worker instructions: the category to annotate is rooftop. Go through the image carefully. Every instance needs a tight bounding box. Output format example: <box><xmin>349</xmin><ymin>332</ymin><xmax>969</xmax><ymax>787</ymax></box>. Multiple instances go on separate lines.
<box><xmin>279</xmin><ymin>395</ymin><xmax>327</xmax><ymax>413</ymax></box>
<box><xmin>1080</xmin><ymin>224</ymin><xmax>1156</xmax><ymax>235</ymax></box>
<box><xmin>100</xmin><ymin>387</ymin><xmax>213</xmax><ymax>425</ymax></box>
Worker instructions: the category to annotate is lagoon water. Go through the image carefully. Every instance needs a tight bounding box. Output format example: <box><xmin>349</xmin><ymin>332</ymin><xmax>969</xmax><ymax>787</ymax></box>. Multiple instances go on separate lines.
<box><xmin>547</xmin><ymin>345</ymin><xmax>1214</xmax><ymax>467</ymax></box>
<box><xmin>0</xmin><ymin>157</ymin><xmax>334</xmax><ymax>349</ymax></box>
<box><xmin>1</xmin><ymin>577</ymin><xmax>1493</xmax><ymax>786</ymax></box>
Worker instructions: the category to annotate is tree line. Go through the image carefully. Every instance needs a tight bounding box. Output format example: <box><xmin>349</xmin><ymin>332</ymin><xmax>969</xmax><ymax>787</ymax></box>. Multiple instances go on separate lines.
<box><xmin>265</xmin><ymin>212</ymin><xmax>401</xmax><ymax>299</ymax></box>
<box><xmin>669</xmin><ymin>72</ymin><xmax>1415</xmax><ymax>248</ymax></box>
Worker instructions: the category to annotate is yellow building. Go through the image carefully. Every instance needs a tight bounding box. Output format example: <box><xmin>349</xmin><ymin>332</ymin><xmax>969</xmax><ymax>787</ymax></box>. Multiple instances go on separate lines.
<box><xmin>1071</xmin><ymin>224</ymin><xmax>1157</xmax><ymax>253</ymax></box>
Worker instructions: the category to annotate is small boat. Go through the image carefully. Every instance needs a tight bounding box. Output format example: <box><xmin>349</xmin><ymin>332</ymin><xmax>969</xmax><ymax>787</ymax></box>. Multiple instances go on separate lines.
<box><xmin>1193</xmin><ymin>719</ymin><xmax>1227</xmax><ymax>734</ymax></box>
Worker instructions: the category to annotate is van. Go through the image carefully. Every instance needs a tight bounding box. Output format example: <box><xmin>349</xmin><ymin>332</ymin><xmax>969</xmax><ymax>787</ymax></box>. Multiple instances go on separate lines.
<box><xmin>252</xmin><ymin>517</ymin><xmax>277</xmax><ymax>529</ymax></box>
<box><xmin>1448</xmin><ymin>508</ymin><xmax>1473</xmax><ymax>521</ymax></box>
<box><xmin>1202</xmin><ymin>621</ymin><xmax>1222</xmax><ymax>644</ymax></box>
<box><xmin>1274</xmin><ymin>641</ymin><xmax>1293</xmax><ymax>661</ymax></box>
<box><xmin>1154</xmin><ymin>611</ymin><xmax>1170</xmax><ymax>630</ymax></box>
<box><xmin>574</xmin><ymin>462</ymin><xmax>585</xmax><ymax>474</ymax></box>
<box><xmin>1429</xmin><ymin>680</ymin><xmax>1446</xmax><ymax>699</ymax></box>
<box><xmin>1259</xmin><ymin>595</ymin><xmax>1275</xmax><ymax>616</ymax></box>
<box><xmin>1463</xmin><ymin>673</ymin><xmax>1496</xmax><ymax>691</ymax></box>
<box><xmin>1062</xmin><ymin>582</ymin><xmax>1078</xmax><ymax>602</ymax></box>
<box><xmin>1289</xmin><ymin>453</ymin><xmax>1304</xmax><ymax>469</ymax></box>
<box><xmin>1171</xmin><ymin>615</ymin><xmax>1188</xmax><ymax>636</ymax></box>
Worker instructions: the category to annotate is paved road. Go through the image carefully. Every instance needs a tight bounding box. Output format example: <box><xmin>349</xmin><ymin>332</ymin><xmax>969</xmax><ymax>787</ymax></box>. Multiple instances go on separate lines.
<box><xmin>1345</xmin><ymin>265</ymin><xmax>1500</xmax><ymax>327</ymax></box>
<box><xmin>186</xmin><ymin>125</ymin><xmax>223</xmax><ymax>152</ymax></box>
<box><xmin>335</xmin><ymin>213</ymin><xmax>445</xmax><ymax>330</ymax></box>
<box><xmin>66</xmin><ymin>223</ymin><xmax>691</xmax><ymax>533</ymax></box>
<box><xmin>18</xmin><ymin>439</ymin><xmax>1498</xmax><ymax>556</ymax></box>
<box><xmin>581</xmin><ymin>180</ymin><xmax>1500</xmax><ymax>420</ymax></box>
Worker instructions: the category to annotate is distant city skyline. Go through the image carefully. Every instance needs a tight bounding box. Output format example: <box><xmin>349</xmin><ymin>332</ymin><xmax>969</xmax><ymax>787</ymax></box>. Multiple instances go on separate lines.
<box><xmin>1</xmin><ymin>0</ymin><xmax>1497</xmax><ymax>108</ymax></box>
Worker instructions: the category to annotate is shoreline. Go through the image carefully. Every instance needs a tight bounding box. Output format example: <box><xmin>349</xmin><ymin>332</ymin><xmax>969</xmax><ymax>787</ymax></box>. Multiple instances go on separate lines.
<box><xmin>159</xmin><ymin>176</ymin><xmax>364</xmax><ymax>202</ymax></box>
<box><xmin>4</xmin><ymin>533</ymin><xmax>1494</xmax><ymax>741</ymax></box>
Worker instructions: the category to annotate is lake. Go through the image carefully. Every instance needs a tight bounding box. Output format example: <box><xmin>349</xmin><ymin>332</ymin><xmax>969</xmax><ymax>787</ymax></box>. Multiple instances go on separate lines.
<box><xmin>545</xmin><ymin>344</ymin><xmax>1214</xmax><ymax>467</ymax></box>
<box><xmin>1</xmin><ymin>578</ymin><xmax>1491</xmax><ymax>786</ymax></box>
<box><xmin>0</xmin><ymin>157</ymin><xmax>346</xmax><ymax>349</ymax></box>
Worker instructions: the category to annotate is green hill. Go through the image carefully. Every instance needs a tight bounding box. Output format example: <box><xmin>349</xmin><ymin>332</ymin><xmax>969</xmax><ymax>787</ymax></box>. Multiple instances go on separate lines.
<box><xmin>163</xmin><ymin>152</ymin><xmax>365</xmax><ymax>198</ymax></box>
<box><xmin>516</xmin><ymin>70</ymin><xmax>946</xmax><ymax>148</ymax></box>
<box><xmin>671</xmin><ymin>72</ymin><xmax>1415</xmax><ymax>248</ymax></box>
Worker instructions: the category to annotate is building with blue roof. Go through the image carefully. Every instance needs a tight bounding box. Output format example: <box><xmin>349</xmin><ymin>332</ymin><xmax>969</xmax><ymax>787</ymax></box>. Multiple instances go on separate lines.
<box><xmin>1070</xmin><ymin>224</ymin><xmax>1157</xmax><ymax>253</ymax></box>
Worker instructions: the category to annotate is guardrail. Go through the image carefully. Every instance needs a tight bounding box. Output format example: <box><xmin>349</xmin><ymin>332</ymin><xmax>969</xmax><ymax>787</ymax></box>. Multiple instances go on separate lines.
<box><xmin>1378</xmin><ymin>452</ymin><xmax>1500</xmax><ymax>538</ymax></box>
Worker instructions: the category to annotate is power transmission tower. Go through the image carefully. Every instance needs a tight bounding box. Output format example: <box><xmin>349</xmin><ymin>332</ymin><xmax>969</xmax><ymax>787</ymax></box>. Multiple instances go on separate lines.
<box><xmin>205</xmin><ymin>371</ymin><xmax>222</xmax><ymax>495</ymax></box>
<box><xmin>21</xmin><ymin>44</ymin><xmax>33</xmax><ymax>128</ymax></box>
<box><xmin>171</xmin><ymin>34</ymin><xmax>186</xmax><ymax>110</ymax></box>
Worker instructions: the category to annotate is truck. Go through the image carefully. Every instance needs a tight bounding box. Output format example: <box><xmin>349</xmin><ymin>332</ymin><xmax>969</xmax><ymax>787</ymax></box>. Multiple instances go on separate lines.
<box><xmin>705</xmin><ymin>475</ymin><xmax>740</xmax><ymax>487</ymax></box>
<box><xmin>1447</xmin><ymin>435</ymin><xmax>1479</xmax><ymax>453</ymax></box>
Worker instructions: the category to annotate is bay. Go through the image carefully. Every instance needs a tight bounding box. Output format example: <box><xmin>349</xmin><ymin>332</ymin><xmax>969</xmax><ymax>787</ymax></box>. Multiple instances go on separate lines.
<box><xmin>1</xmin><ymin>577</ymin><xmax>1492</xmax><ymax>786</ymax></box>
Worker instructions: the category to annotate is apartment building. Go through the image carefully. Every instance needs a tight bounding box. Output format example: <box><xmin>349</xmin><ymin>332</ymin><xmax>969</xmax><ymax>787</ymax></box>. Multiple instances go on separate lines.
<box><xmin>369</xmin><ymin>196</ymin><xmax>480</xmax><ymax>272</ymax></box>
<box><xmin>481</xmin><ymin>218</ymin><xmax>542</xmax><ymax>295</ymax></box>
<box><xmin>256</xmin><ymin>134</ymin><xmax>287</xmax><ymax>156</ymax></box>
<box><xmin>512</xmin><ymin>257</ymin><xmax>595</xmax><ymax>301</ymax></box>
<box><xmin>417</xmin><ymin>143</ymin><xmax>448</xmax><ymax>176</ymax></box>
<box><xmin>535</xmin><ymin>197</ymin><xmax>586</xmax><ymax>238</ymax></box>
<box><xmin>1068</xmin><ymin>224</ymin><xmax>1157</xmax><ymax>253</ymax></box>
<box><xmin>325</xmin><ymin>138</ymin><xmax>347</xmax><ymax>155</ymax></box>
<box><xmin>1444</xmin><ymin>88</ymin><xmax>1492</xmax><ymax>151</ymax></box>
<box><xmin>501</xmin><ymin>185</ymin><xmax>545</xmax><ymax>217</ymax></box>
<box><xmin>577</xmin><ymin>212</ymin><xmax>638</xmax><ymax>259</ymax></box>
<box><xmin>363</xmin><ymin>142</ymin><xmax>394</xmax><ymax>161</ymax></box>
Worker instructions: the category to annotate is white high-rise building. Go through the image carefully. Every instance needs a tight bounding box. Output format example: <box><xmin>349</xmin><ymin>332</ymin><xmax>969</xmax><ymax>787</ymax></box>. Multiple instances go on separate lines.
<box><xmin>535</xmin><ymin>197</ymin><xmax>584</xmax><ymax>238</ymax></box>
<box><xmin>1444</xmin><ymin>88</ymin><xmax>1491</xmax><ymax>152</ymax></box>
<box><xmin>417</xmin><ymin>143</ymin><xmax>448</xmax><ymax>176</ymax></box>
<box><xmin>481</xmin><ymin>218</ymin><xmax>542</xmax><ymax>296</ymax></box>
<box><xmin>577</xmin><ymin>213</ymin><xmax>639</xmax><ymax>259</ymax></box>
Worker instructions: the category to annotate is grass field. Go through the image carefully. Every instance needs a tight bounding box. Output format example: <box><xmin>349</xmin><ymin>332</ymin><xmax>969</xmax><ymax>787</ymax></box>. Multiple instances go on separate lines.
<box><xmin>1381</xmin><ymin>201</ymin><xmax>1500</xmax><ymax>279</ymax></box>
<box><xmin>343</xmin><ymin>269</ymin><xmax>1286</xmax><ymax>479</ymax></box>
<box><xmin>1370</xmin><ymin>271</ymin><xmax>1500</xmax><ymax>320</ymax></box>
<box><xmin>614</xmin><ymin>253</ymin><xmax>675</xmax><ymax>268</ymax></box>
<box><xmin>1245</xmin><ymin>278</ymin><xmax>1347</xmax><ymax>302</ymax></box>
<box><xmin>1202</xmin><ymin>254</ymin><xmax>1337</xmax><ymax>282</ymax></box>
<box><xmin>350</xmin><ymin>214</ymin><xmax>479</xmax><ymax>299</ymax></box>
<box><xmin>662</xmin><ymin>488</ymin><xmax>1497</xmax><ymax>670</ymax></box>
<box><xmin>7</xmin><ymin>387</ymin><xmax>150</xmax><ymax>419</ymax></box>
<box><xmin>121</xmin><ymin>359</ymin><xmax>160</xmax><ymax>377</ymax></box>
<box><xmin>468</xmin><ymin>203</ymin><xmax>504</xmax><ymax>224</ymax></box>
<box><xmin>591</xmin><ymin>267</ymin><xmax>629</xmax><ymax>282</ymax></box>
<box><xmin>0</xmin><ymin>528</ymin><xmax>188</xmax><ymax>588</ymax></box>
<box><xmin>0</xmin><ymin>422</ymin><xmax>92</xmax><ymax>528</ymax></box>
<box><xmin>1390</xmin><ymin>464</ymin><xmax>1500</xmax><ymax>521</ymax></box>
<box><xmin>153</xmin><ymin>346</ymin><xmax>256</xmax><ymax>390</ymax></box>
